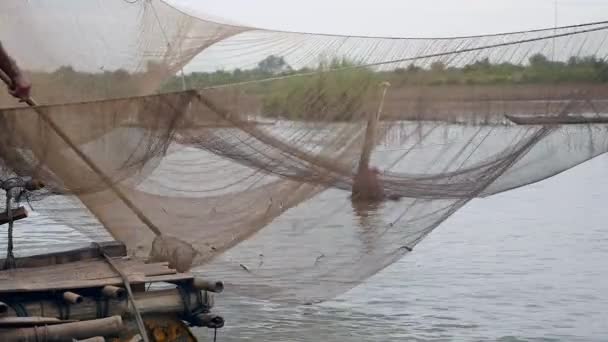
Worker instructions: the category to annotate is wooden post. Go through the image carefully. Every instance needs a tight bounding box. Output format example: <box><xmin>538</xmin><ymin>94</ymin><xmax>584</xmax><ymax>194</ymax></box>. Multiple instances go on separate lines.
<box><xmin>352</xmin><ymin>81</ymin><xmax>391</xmax><ymax>201</ymax></box>
<box><xmin>357</xmin><ymin>81</ymin><xmax>391</xmax><ymax>172</ymax></box>
<box><xmin>0</xmin><ymin>316</ymin><xmax>123</xmax><ymax>342</ymax></box>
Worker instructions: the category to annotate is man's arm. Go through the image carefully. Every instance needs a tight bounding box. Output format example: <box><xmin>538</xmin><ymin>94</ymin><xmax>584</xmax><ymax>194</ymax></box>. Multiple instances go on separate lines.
<box><xmin>0</xmin><ymin>42</ymin><xmax>31</xmax><ymax>100</ymax></box>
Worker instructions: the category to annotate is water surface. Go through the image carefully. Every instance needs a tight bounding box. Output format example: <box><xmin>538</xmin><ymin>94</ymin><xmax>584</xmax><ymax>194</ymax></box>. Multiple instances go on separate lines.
<box><xmin>201</xmin><ymin>155</ymin><xmax>608</xmax><ymax>342</ymax></box>
<box><xmin>1</xmin><ymin>152</ymin><xmax>607</xmax><ymax>342</ymax></box>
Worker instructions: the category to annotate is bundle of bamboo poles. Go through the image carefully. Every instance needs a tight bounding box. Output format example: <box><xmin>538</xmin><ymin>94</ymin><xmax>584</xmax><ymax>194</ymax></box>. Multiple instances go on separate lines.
<box><xmin>0</xmin><ymin>279</ymin><xmax>223</xmax><ymax>341</ymax></box>
<box><xmin>0</xmin><ymin>316</ymin><xmax>122</xmax><ymax>342</ymax></box>
<box><xmin>2</xmin><ymin>287</ymin><xmax>215</xmax><ymax>322</ymax></box>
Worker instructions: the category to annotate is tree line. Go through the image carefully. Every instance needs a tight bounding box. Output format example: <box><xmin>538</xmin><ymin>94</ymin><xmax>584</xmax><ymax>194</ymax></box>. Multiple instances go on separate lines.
<box><xmin>160</xmin><ymin>53</ymin><xmax>608</xmax><ymax>91</ymax></box>
<box><xmin>15</xmin><ymin>54</ymin><xmax>608</xmax><ymax>114</ymax></box>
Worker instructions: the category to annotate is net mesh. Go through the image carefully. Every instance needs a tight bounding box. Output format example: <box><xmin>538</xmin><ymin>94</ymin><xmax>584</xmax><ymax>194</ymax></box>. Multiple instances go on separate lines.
<box><xmin>0</xmin><ymin>0</ymin><xmax>607</xmax><ymax>303</ymax></box>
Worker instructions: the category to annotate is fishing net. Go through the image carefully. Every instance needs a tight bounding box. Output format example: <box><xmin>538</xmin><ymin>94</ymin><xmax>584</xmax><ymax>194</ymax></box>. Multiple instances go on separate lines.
<box><xmin>0</xmin><ymin>0</ymin><xmax>607</xmax><ymax>303</ymax></box>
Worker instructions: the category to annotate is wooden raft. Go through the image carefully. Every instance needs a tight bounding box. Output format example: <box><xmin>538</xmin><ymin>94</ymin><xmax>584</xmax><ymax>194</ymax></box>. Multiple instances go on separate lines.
<box><xmin>0</xmin><ymin>241</ymin><xmax>224</xmax><ymax>340</ymax></box>
<box><xmin>0</xmin><ymin>259</ymin><xmax>192</xmax><ymax>293</ymax></box>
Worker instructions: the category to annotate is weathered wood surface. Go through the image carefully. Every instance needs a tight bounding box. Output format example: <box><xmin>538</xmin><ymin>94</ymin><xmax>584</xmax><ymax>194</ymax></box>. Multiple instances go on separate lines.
<box><xmin>5</xmin><ymin>289</ymin><xmax>211</xmax><ymax>321</ymax></box>
<box><xmin>506</xmin><ymin>114</ymin><xmax>608</xmax><ymax>125</ymax></box>
<box><xmin>0</xmin><ymin>257</ymin><xmax>192</xmax><ymax>293</ymax></box>
<box><xmin>0</xmin><ymin>241</ymin><xmax>126</xmax><ymax>269</ymax></box>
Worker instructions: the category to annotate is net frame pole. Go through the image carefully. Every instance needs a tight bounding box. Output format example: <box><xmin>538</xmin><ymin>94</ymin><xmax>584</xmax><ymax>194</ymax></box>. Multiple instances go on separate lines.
<box><xmin>0</xmin><ymin>70</ymin><xmax>163</xmax><ymax>239</ymax></box>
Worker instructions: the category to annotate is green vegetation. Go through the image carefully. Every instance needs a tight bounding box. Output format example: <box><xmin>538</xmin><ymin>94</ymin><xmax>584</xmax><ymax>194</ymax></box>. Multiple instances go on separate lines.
<box><xmin>260</xmin><ymin>58</ymin><xmax>376</xmax><ymax>120</ymax></box>
<box><xmin>383</xmin><ymin>54</ymin><xmax>608</xmax><ymax>86</ymax></box>
<box><xmin>20</xmin><ymin>54</ymin><xmax>608</xmax><ymax>116</ymax></box>
<box><xmin>159</xmin><ymin>53</ymin><xmax>608</xmax><ymax>92</ymax></box>
<box><xmin>161</xmin><ymin>54</ymin><xmax>608</xmax><ymax>118</ymax></box>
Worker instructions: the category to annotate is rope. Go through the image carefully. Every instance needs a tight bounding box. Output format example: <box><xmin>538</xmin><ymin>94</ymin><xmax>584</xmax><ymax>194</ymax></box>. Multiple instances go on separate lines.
<box><xmin>3</xmin><ymin>190</ymin><xmax>15</xmax><ymax>270</ymax></box>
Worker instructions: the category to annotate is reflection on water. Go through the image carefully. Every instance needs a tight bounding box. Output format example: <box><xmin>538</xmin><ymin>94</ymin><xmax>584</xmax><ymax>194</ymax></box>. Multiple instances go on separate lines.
<box><xmin>1</xmin><ymin>154</ymin><xmax>608</xmax><ymax>341</ymax></box>
<box><xmin>352</xmin><ymin>199</ymin><xmax>387</xmax><ymax>255</ymax></box>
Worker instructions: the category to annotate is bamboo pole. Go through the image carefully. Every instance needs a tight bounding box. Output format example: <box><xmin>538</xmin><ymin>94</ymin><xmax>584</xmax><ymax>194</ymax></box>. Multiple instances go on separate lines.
<box><xmin>63</xmin><ymin>292</ymin><xmax>84</xmax><ymax>305</ymax></box>
<box><xmin>352</xmin><ymin>81</ymin><xmax>391</xmax><ymax>201</ymax></box>
<box><xmin>0</xmin><ymin>316</ymin><xmax>122</xmax><ymax>342</ymax></box>
<box><xmin>0</xmin><ymin>317</ymin><xmax>76</xmax><ymax>327</ymax></box>
<box><xmin>0</xmin><ymin>70</ymin><xmax>162</xmax><ymax>238</ymax></box>
<box><xmin>357</xmin><ymin>81</ymin><xmax>391</xmax><ymax>172</ymax></box>
<box><xmin>74</xmin><ymin>337</ymin><xmax>105</xmax><ymax>342</ymax></box>
<box><xmin>0</xmin><ymin>70</ymin><xmax>159</xmax><ymax>342</ymax></box>
<box><xmin>101</xmin><ymin>286</ymin><xmax>125</xmax><ymax>300</ymax></box>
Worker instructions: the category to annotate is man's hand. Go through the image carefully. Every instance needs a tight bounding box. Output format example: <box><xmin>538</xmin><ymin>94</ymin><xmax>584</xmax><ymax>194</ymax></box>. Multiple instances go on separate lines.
<box><xmin>9</xmin><ymin>73</ymin><xmax>31</xmax><ymax>100</ymax></box>
<box><xmin>0</xmin><ymin>42</ymin><xmax>31</xmax><ymax>101</ymax></box>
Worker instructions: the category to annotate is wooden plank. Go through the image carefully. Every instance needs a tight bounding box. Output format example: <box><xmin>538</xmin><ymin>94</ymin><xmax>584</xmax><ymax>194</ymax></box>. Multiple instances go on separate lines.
<box><xmin>0</xmin><ymin>207</ymin><xmax>27</xmax><ymax>226</ymax></box>
<box><xmin>0</xmin><ymin>272</ymin><xmax>193</xmax><ymax>293</ymax></box>
<box><xmin>138</xmin><ymin>273</ymin><xmax>194</xmax><ymax>284</ymax></box>
<box><xmin>0</xmin><ymin>259</ymin><xmax>138</xmax><ymax>283</ymax></box>
<box><xmin>0</xmin><ymin>258</ymin><xmax>191</xmax><ymax>293</ymax></box>
<box><xmin>506</xmin><ymin>114</ymin><xmax>608</xmax><ymax>125</ymax></box>
<box><xmin>123</xmin><ymin>121</ymin><xmax>276</xmax><ymax>129</ymax></box>
<box><xmin>0</xmin><ymin>241</ymin><xmax>126</xmax><ymax>269</ymax></box>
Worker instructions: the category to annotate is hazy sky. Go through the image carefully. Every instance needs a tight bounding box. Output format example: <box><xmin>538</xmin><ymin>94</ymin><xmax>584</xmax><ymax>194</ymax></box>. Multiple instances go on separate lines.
<box><xmin>169</xmin><ymin>0</ymin><xmax>608</xmax><ymax>37</ymax></box>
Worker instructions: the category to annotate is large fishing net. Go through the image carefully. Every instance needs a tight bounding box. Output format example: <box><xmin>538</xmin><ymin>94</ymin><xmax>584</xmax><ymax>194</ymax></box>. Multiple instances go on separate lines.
<box><xmin>0</xmin><ymin>0</ymin><xmax>607</xmax><ymax>303</ymax></box>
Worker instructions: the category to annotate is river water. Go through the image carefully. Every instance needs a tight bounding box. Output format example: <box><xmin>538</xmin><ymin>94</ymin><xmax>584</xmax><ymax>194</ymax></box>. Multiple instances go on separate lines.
<box><xmin>2</xmin><ymin>151</ymin><xmax>607</xmax><ymax>341</ymax></box>
<box><xmin>200</xmin><ymin>154</ymin><xmax>608</xmax><ymax>342</ymax></box>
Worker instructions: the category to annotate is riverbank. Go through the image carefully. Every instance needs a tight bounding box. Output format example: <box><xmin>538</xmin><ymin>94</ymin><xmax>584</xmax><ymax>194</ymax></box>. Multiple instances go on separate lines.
<box><xmin>199</xmin><ymin>83</ymin><xmax>608</xmax><ymax>122</ymax></box>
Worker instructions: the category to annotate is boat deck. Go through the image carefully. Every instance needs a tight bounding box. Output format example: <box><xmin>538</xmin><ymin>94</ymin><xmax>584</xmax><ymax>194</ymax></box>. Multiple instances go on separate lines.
<box><xmin>0</xmin><ymin>241</ymin><xmax>193</xmax><ymax>293</ymax></box>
